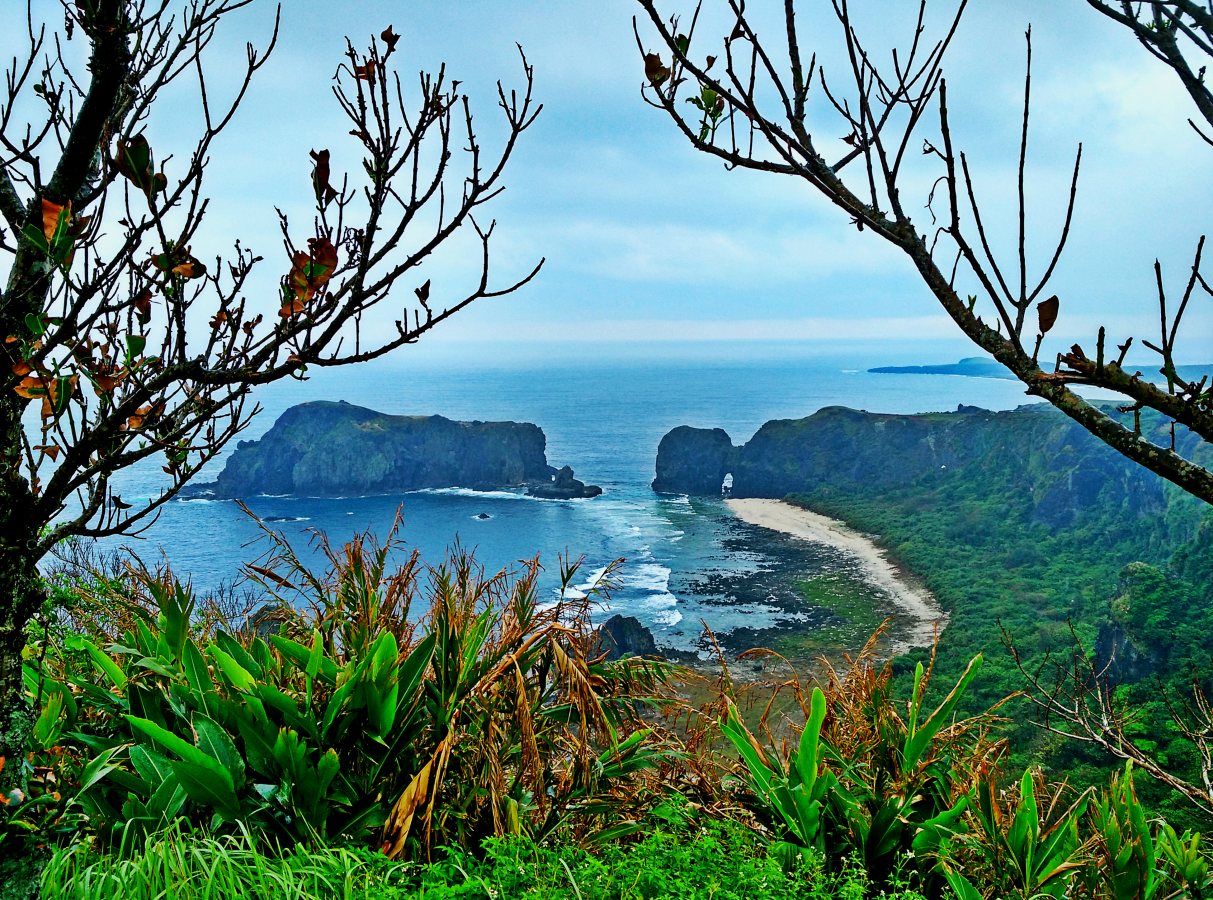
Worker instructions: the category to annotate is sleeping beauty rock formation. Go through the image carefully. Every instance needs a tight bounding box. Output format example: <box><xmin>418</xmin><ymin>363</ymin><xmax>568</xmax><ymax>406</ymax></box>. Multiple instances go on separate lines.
<box><xmin>182</xmin><ymin>401</ymin><xmax>592</xmax><ymax>499</ymax></box>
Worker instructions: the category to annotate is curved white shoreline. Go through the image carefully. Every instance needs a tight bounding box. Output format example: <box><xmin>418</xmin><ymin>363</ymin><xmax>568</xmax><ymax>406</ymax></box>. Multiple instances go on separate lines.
<box><xmin>725</xmin><ymin>498</ymin><xmax>947</xmax><ymax>653</ymax></box>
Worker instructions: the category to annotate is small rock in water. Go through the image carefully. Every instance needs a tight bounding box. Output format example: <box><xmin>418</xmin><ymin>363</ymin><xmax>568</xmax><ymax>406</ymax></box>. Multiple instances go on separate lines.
<box><xmin>475</xmin><ymin>512</ymin><xmax>491</xmax><ymax>520</ymax></box>
<box><xmin>527</xmin><ymin>465</ymin><xmax>603</xmax><ymax>500</ymax></box>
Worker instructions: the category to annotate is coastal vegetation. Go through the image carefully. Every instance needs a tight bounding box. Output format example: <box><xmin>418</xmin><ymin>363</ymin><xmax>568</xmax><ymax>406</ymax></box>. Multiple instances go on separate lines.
<box><xmin>655</xmin><ymin>402</ymin><xmax>1213</xmax><ymax>826</ymax></box>
<box><xmin>9</xmin><ymin>525</ymin><xmax>1213</xmax><ymax>900</ymax></box>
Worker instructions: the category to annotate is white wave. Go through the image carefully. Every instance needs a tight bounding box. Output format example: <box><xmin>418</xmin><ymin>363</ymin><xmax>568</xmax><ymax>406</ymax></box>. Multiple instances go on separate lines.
<box><xmin>574</xmin><ymin>566</ymin><xmax>611</xmax><ymax>595</ymax></box>
<box><xmin>414</xmin><ymin>487</ymin><xmax>528</xmax><ymax>500</ymax></box>
<box><xmin>640</xmin><ymin>592</ymin><xmax>678</xmax><ymax>610</ymax></box>
<box><xmin>416</xmin><ymin>487</ymin><xmax>595</xmax><ymax>503</ymax></box>
<box><xmin>623</xmin><ymin>563</ymin><xmax>672</xmax><ymax>594</ymax></box>
<box><xmin>659</xmin><ymin>494</ymin><xmax>692</xmax><ymax>506</ymax></box>
<box><xmin>652</xmin><ymin>608</ymin><xmax>683</xmax><ymax>627</ymax></box>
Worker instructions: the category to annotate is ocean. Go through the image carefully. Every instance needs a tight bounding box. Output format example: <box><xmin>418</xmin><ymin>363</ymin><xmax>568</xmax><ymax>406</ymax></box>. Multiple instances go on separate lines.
<box><xmin>96</xmin><ymin>340</ymin><xmax>1049</xmax><ymax>652</ymax></box>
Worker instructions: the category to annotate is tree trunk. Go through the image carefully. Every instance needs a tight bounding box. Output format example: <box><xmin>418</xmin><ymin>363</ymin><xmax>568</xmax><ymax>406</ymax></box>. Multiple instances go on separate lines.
<box><xmin>0</xmin><ymin>396</ymin><xmax>46</xmax><ymax>898</ymax></box>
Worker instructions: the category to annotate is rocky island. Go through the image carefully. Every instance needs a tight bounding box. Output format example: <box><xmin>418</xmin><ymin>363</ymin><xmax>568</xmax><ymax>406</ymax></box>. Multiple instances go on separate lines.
<box><xmin>181</xmin><ymin>400</ymin><xmax>602</xmax><ymax>500</ymax></box>
<box><xmin>870</xmin><ymin>355</ymin><xmax>1213</xmax><ymax>385</ymax></box>
<box><xmin>868</xmin><ymin>356</ymin><xmax>1012</xmax><ymax>379</ymax></box>
<box><xmin>527</xmin><ymin>465</ymin><xmax>602</xmax><ymax>499</ymax></box>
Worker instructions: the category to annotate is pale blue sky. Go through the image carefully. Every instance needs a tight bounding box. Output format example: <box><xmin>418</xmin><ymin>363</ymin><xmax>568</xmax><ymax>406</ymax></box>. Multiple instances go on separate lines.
<box><xmin>6</xmin><ymin>1</ymin><xmax>1211</xmax><ymax>357</ymax></box>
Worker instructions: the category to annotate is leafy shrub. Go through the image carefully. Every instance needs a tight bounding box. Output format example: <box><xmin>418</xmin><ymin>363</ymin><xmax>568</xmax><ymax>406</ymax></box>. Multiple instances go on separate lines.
<box><xmin>720</xmin><ymin>635</ymin><xmax>1000</xmax><ymax>893</ymax></box>
<box><xmin>28</xmin><ymin>519</ymin><xmax>674</xmax><ymax>856</ymax></box>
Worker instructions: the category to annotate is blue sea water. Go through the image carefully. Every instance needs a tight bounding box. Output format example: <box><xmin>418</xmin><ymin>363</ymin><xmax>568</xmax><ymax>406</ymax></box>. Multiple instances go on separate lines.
<box><xmin>97</xmin><ymin>340</ymin><xmax>1051</xmax><ymax>650</ymax></box>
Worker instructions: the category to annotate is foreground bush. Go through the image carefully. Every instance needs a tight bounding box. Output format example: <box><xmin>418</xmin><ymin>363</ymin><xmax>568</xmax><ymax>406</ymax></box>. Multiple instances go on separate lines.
<box><xmin>42</xmin><ymin>819</ymin><xmax>900</xmax><ymax>900</ymax></box>
<box><xmin>23</xmin><ymin>521</ymin><xmax>674</xmax><ymax>856</ymax></box>
<box><xmin>719</xmin><ymin>637</ymin><xmax>1213</xmax><ymax>900</ymax></box>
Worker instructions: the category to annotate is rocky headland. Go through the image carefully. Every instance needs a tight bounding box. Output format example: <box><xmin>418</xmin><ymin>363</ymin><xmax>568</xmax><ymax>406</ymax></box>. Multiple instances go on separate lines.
<box><xmin>654</xmin><ymin>403</ymin><xmax>1195</xmax><ymax>532</ymax></box>
<box><xmin>181</xmin><ymin>401</ymin><xmax>601</xmax><ymax>500</ymax></box>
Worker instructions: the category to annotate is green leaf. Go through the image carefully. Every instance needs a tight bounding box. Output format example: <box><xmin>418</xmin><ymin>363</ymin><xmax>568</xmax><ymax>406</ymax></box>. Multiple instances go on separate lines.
<box><xmin>232</xmin><ymin>715</ymin><xmax>278</xmax><ymax>777</ymax></box>
<box><xmin>84</xmin><ymin>639</ymin><xmax>128</xmax><ymax>690</ymax></box>
<box><xmin>145</xmin><ymin>775</ymin><xmax>187</xmax><ymax>821</ymax></box>
<box><xmin>132</xmin><ymin>656</ymin><xmax>175</xmax><ymax>678</ymax></box>
<box><xmin>130</xmin><ymin>745</ymin><xmax>175</xmax><ymax>788</ymax></box>
<box><xmin>370</xmin><ymin>631</ymin><xmax>399</xmax><ymax>681</ymax></box>
<box><xmin>943</xmin><ymin>871</ymin><xmax>984</xmax><ymax>900</ymax></box>
<box><xmin>215</xmin><ymin>632</ymin><xmax>264</xmax><ymax>680</ymax></box>
<box><xmin>125</xmin><ymin>715</ymin><xmax>226</xmax><ymax>777</ymax></box>
<box><xmin>306</xmin><ymin>629</ymin><xmax>324</xmax><ymax>680</ymax></box>
<box><xmin>902</xmin><ymin>654</ymin><xmax>983</xmax><ymax>772</ymax></box>
<box><xmin>77</xmin><ymin>746</ymin><xmax>124</xmax><ymax>795</ymax></box>
<box><xmin>171</xmin><ymin>759</ymin><xmax>240</xmax><ymax>821</ymax></box>
<box><xmin>33</xmin><ymin>688</ymin><xmax>66</xmax><ymax>747</ymax></box>
<box><xmin>270</xmin><ymin>634</ymin><xmax>337</xmax><ymax>684</ymax></box>
<box><xmin>181</xmin><ymin>641</ymin><xmax>214</xmax><ymax>706</ymax></box>
<box><xmin>209</xmin><ymin>645</ymin><xmax>256</xmax><ymax>693</ymax></box>
<box><xmin>21</xmin><ymin>224</ymin><xmax>49</xmax><ymax>255</ymax></box>
<box><xmin>125</xmin><ymin>334</ymin><xmax>147</xmax><ymax>365</ymax></box>
<box><xmin>193</xmin><ymin>712</ymin><xmax>246</xmax><ymax>789</ymax></box>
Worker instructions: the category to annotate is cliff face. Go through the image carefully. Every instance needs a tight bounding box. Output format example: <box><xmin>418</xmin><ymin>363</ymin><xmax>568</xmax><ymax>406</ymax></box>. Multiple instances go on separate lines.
<box><xmin>191</xmin><ymin>401</ymin><xmax>557</xmax><ymax>498</ymax></box>
<box><xmin>652</xmin><ymin>426</ymin><xmax>737</xmax><ymax>495</ymax></box>
<box><xmin>654</xmin><ymin>404</ymin><xmax>1198</xmax><ymax>532</ymax></box>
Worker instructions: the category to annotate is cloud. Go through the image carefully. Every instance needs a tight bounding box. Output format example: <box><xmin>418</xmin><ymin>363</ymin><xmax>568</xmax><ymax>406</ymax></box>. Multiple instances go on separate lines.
<box><xmin>521</xmin><ymin>219</ymin><xmax>907</xmax><ymax>286</ymax></box>
<box><xmin>433</xmin><ymin>314</ymin><xmax>959</xmax><ymax>343</ymax></box>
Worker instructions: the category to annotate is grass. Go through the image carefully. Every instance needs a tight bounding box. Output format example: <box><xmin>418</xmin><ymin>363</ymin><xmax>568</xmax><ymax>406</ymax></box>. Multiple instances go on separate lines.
<box><xmin>42</xmin><ymin>819</ymin><xmax>925</xmax><ymax>900</ymax></box>
<box><xmin>768</xmin><ymin>573</ymin><xmax>892</xmax><ymax>661</ymax></box>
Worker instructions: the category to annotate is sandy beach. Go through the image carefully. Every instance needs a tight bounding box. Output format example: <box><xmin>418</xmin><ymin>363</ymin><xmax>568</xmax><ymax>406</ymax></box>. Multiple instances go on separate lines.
<box><xmin>726</xmin><ymin>498</ymin><xmax>946</xmax><ymax>653</ymax></box>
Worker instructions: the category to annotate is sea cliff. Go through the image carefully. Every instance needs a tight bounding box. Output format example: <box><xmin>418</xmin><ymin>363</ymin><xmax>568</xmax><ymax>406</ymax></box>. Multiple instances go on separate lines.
<box><xmin>184</xmin><ymin>401</ymin><xmax>587</xmax><ymax>499</ymax></box>
<box><xmin>654</xmin><ymin>403</ymin><xmax>1203</xmax><ymax>533</ymax></box>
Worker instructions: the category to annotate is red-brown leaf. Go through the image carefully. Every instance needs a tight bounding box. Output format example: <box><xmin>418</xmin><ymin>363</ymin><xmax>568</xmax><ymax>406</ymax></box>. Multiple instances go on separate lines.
<box><xmin>41</xmin><ymin>199</ymin><xmax>68</xmax><ymax>243</ymax></box>
<box><xmin>310</xmin><ymin>149</ymin><xmax>338</xmax><ymax>207</ymax></box>
<box><xmin>1037</xmin><ymin>295</ymin><xmax>1060</xmax><ymax>334</ymax></box>
<box><xmin>132</xmin><ymin>290</ymin><xmax>153</xmax><ymax>324</ymax></box>
<box><xmin>643</xmin><ymin>53</ymin><xmax>669</xmax><ymax>86</ymax></box>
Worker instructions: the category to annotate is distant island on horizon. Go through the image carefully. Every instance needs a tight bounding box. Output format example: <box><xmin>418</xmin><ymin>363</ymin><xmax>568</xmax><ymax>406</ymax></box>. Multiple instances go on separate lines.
<box><xmin>870</xmin><ymin>355</ymin><xmax>1213</xmax><ymax>383</ymax></box>
<box><xmin>868</xmin><ymin>356</ymin><xmax>1012</xmax><ymax>379</ymax></box>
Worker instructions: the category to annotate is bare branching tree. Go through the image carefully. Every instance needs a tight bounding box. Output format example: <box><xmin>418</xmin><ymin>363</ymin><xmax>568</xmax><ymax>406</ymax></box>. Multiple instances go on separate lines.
<box><xmin>1086</xmin><ymin>0</ymin><xmax>1213</xmax><ymax>145</ymax></box>
<box><xmin>634</xmin><ymin>0</ymin><xmax>1213</xmax><ymax>503</ymax></box>
<box><xmin>635</xmin><ymin>0</ymin><xmax>1213</xmax><ymax>812</ymax></box>
<box><xmin>1006</xmin><ymin>624</ymin><xmax>1213</xmax><ymax>817</ymax></box>
<box><xmin>0</xmin><ymin>0</ymin><xmax>540</xmax><ymax>806</ymax></box>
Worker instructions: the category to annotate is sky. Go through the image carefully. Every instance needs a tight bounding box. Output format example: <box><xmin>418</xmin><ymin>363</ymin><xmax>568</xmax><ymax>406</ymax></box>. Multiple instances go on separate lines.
<box><xmin>6</xmin><ymin>1</ymin><xmax>1212</xmax><ymax>360</ymax></box>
